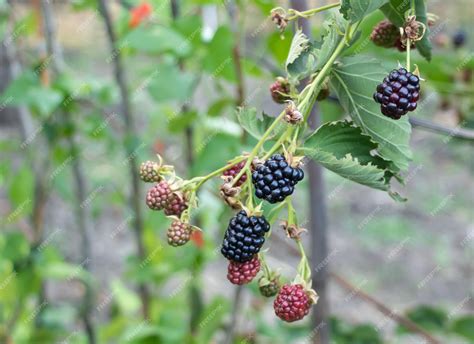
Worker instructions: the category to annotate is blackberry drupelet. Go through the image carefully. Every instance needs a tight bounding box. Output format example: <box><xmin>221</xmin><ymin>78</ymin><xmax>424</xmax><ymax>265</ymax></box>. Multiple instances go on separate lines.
<box><xmin>252</xmin><ymin>154</ymin><xmax>304</xmax><ymax>203</ymax></box>
<box><xmin>373</xmin><ymin>68</ymin><xmax>420</xmax><ymax>119</ymax></box>
<box><xmin>221</xmin><ymin>210</ymin><xmax>270</xmax><ymax>263</ymax></box>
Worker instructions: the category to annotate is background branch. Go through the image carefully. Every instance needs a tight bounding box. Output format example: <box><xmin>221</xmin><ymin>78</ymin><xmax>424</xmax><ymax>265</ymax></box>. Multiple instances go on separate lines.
<box><xmin>97</xmin><ymin>0</ymin><xmax>150</xmax><ymax>319</ymax></box>
<box><xmin>40</xmin><ymin>1</ymin><xmax>96</xmax><ymax>342</ymax></box>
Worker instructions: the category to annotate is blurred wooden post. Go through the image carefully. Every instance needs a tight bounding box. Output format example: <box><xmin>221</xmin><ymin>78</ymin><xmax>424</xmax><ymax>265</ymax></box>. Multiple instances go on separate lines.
<box><xmin>289</xmin><ymin>0</ymin><xmax>330</xmax><ymax>343</ymax></box>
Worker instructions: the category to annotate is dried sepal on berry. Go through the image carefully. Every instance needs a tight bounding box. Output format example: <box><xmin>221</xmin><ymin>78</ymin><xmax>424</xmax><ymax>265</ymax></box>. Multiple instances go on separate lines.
<box><xmin>270</xmin><ymin>8</ymin><xmax>288</xmax><ymax>32</ymax></box>
<box><xmin>220</xmin><ymin>176</ymin><xmax>242</xmax><ymax>210</ymax></box>
<box><xmin>281</xmin><ymin>221</ymin><xmax>307</xmax><ymax>240</ymax></box>
<box><xmin>270</xmin><ymin>77</ymin><xmax>291</xmax><ymax>104</ymax></box>
<box><xmin>284</xmin><ymin>101</ymin><xmax>303</xmax><ymax>125</ymax></box>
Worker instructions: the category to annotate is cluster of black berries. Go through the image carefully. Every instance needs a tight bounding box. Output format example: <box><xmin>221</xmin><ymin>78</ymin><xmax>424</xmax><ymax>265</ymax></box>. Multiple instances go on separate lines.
<box><xmin>252</xmin><ymin>154</ymin><xmax>304</xmax><ymax>203</ymax></box>
<box><xmin>221</xmin><ymin>210</ymin><xmax>270</xmax><ymax>263</ymax></box>
<box><xmin>373</xmin><ymin>68</ymin><xmax>420</xmax><ymax>119</ymax></box>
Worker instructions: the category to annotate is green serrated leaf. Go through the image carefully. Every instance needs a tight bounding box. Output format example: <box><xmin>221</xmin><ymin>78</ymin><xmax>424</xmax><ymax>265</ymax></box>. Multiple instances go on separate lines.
<box><xmin>285</xmin><ymin>30</ymin><xmax>315</xmax><ymax>79</ymax></box>
<box><xmin>314</xmin><ymin>13</ymin><xmax>346</xmax><ymax>71</ymax></box>
<box><xmin>236</xmin><ymin>107</ymin><xmax>286</xmax><ymax>140</ymax></box>
<box><xmin>299</xmin><ymin>121</ymin><xmax>389</xmax><ymax>190</ymax></box>
<box><xmin>340</xmin><ymin>0</ymin><xmax>389</xmax><ymax>23</ymax></box>
<box><xmin>380</xmin><ymin>0</ymin><xmax>432</xmax><ymax>61</ymax></box>
<box><xmin>330</xmin><ymin>56</ymin><xmax>412</xmax><ymax>170</ymax></box>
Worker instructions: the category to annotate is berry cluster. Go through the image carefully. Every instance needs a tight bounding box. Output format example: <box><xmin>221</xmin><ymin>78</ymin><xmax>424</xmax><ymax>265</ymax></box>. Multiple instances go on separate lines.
<box><xmin>252</xmin><ymin>154</ymin><xmax>304</xmax><ymax>203</ymax></box>
<box><xmin>374</xmin><ymin>68</ymin><xmax>420</xmax><ymax>119</ymax></box>
<box><xmin>221</xmin><ymin>210</ymin><xmax>270</xmax><ymax>263</ymax></box>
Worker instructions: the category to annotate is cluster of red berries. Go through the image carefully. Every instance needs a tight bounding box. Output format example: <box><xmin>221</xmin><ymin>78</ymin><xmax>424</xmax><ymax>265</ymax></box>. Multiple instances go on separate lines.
<box><xmin>140</xmin><ymin>161</ymin><xmax>191</xmax><ymax>246</ymax></box>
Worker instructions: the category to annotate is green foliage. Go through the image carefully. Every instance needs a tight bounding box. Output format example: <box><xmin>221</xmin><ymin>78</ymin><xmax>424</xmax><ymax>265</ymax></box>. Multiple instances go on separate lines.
<box><xmin>237</xmin><ymin>107</ymin><xmax>287</xmax><ymax>140</ymax></box>
<box><xmin>380</xmin><ymin>0</ymin><xmax>432</xmax><ymax>60</ymax></box>
<box><xmin>330</xmin><ymin>56</ymin><xmax>412</xmax><ymax>170</ymax></box>
<box><xmin>450</xmin><ymin>315</ymin><xmax>474</xmax><ymax>341</ymax></box>
<box><xmin>340</xmin><ymin>0</ymin><xmax>389</xmax><ymax>23</ymax></box>
<box><xmin>299</xmin><ymin>121</ymin><xmax>390</xmax><ymax>191</ymax></box>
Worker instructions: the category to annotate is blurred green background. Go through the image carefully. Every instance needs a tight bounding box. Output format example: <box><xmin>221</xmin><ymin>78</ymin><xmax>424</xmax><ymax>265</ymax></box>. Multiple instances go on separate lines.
<box><xmin>0</xmin><ymin>0</ymin><xmax>473</xmax><ymax>343</ymax></box>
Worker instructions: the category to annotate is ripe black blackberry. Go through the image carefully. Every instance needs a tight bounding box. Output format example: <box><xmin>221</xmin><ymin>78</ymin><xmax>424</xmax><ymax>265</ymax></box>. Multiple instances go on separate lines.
<box><xmin>252</xmin><ymin>154</ymin><xmax>304</xmax><ymax>204</ymax></box>
<box><xmin>221</xmin><ymin>210</ymin><xmax>270</xmax><ymax>263</ymax></box>
<box><xmin>373</xmin><ymin>68</ymin><xmax>420</xmax><ymax>119</ymax></box>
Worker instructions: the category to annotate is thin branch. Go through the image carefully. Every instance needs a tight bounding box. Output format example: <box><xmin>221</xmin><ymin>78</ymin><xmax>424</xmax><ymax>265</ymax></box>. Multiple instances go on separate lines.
<box><xmin>97</xmin><ymin>0</ymin><xmax>150</xmax><ymax>319</ymax></box>
<box><xmin>40</xmin><ymin>1</ymin><xmax>96</xmax><ymax>342</ymax></box>
<box><xmin>274</xmin><ymin>234</ymin><xmax>441</xmax><ymax>344</ymax></box>
<box><xmin>2</xmin><ymin>8</ymin><xmax>50</xmax><ymax>339</ymax></box>
<box><xmin>224</xmin><ymin>2</ymin><xmax>247</xmax><ymax>342</ymax></box>
<box><xmin>330</xmin><ymin>273</ymin><xmax>441</xmax><ymax>344</ymax></box>
<box><xmin>409</xmin><ymin>116</ymin><xmax>474</xmax><ymax>140</ymax></box>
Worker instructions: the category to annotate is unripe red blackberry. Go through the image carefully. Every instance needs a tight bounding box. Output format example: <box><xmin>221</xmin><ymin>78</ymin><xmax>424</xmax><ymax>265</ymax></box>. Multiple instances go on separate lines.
<box><xmin>221</xmin><ymin>210</ymin><xmax>270</xmax><ymax>263</ymax></box>
<box><xmin>139</xmin><ymin>161</ymin><xmax>161</xmax><ymax>183</ymax></box>
<box><xmin>270</xmin><ymin>77</ymin><xmax>291</xmax><ymax>104</ymax></box>
<box><xmin>164</xmin><ymin>193</ymin><xmax>187</xmax><ymax>217</ymax></box>
<box><xmin>370</xmin><ymin>20</ymin><xmax>399</xmax><ymax>48</ymax></box>
<box><xmin>258</xmin><ymin>277</ymin><xmax>280</xmax><ymax>297</ymax></box>
<box><xmin>146</xmin><ymin>181</ymin><xmax>171</xmax><ymax>210</ymax></box>
<box><xmin>273</xmin><ymin>284</ymin><xmax>312</xmax><ymax>322</ymax></box>
<box><xmin>252</xmin><ymin>154</ymin><xmax>304</xmax><ymax>204</ymax></box>
<box><xmin>167</xmin><ymin>220</ymin><xmax>192</xmax><ymax>247</ymax></box>
<box><xmin>227</xmin><ymin>255</ymin><xmax>260</xmax><ymax>285</ymax></box>
<box><xmin>222</xmin><ymin>161</ymin><xmax>247</xmax><ymax>187</ymax></box>
<box><xmin>373</xmin><ymin>68</ymin><xmax>420</xmax><ymax>119</ymax></box>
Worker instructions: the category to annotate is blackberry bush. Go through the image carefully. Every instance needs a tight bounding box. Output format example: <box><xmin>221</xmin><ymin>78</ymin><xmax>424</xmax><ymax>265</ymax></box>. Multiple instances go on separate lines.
<box><xmin>373</xmin><ymin>68</ymin><xmax>420</xmax><ymax>119</ymax></box>
<box><xmin>221</xmin><ymin>210</ymin><xmax>270</xmax><ymax>263</ymax></box>
<box><xmin>252</xmin><ymin>154</ymin><xmax>304</xmax><ymax>203</ymax></box>
<box><xmin>139</xmin><ymin>0</ymin><xmax>431</xmax><ymax>323</ymax></box>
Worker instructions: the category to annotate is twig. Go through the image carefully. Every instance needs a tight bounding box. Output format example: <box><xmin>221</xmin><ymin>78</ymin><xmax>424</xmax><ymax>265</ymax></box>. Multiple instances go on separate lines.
<box><xmin>170</xmin><ymin>0</ymin><xmax>204</xmax><ymax>332</ymax></box>
<box><xmin>409</xmin><ymin>116</ymin><xmax>474</xmax><ymax>140</ymax></box>
<box><xmin>97</xmin><ymin>0</ymin><xmax>150</xmax><ymax>319</ymax></box>
<box><xmin>274</xmin><ymin>234</ymin><xmax>441</xmax><ymax>344</ymax></box>
<box><xmin>330</xmin><ymin>273</ymin><xmax>441</xmax><ymax>344</ymax></box>
<box><xmin>2</xmin><ymin>6</ymin><xmax>50</xmax><ymax>339</ymax></box>
<box><xmin>39</xmin><ymin>1</ymin><xmax>96</xmax><ymax>342</ymax></box>
<box><xmin>224</xmin><ymin>2</ymin><xmax>248</xmax><ymax>342</ymax></box>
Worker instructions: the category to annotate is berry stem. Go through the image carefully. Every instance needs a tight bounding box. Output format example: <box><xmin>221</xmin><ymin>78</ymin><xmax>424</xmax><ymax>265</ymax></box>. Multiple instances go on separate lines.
<box><xmin>262</xmin><ymin>126</ymin><xmax>294</xmax><ymax>160</ymax></box>
<box><xmin>286</xmin><ymin>2</ymin><xmax>340</xmax><ymax>21</ymax></box>
<box><xmin>406</xmin><ymin>38</ymin><xmax>411</xmax><ymax>72</ymax></box>
<box><xmin>296</xmin><ymin>239</ymin><xmax>311</xmax><ymax>283</ymax></box>
<box><xmin>299</xmin><ymin>22</ymin><xmax>357</xmax><ymax>121</ymax></box>
<box><xmin>259</xmin><ymin>253</ymin><xmax>272</xmax><ymax>278</ymax></box>
<box><xmin>286</xmin><ymin>197</ymin><xmax>297</xmax><ymax>226</ymax></box>
<box><xmin>231</xmin><ymin>110</ymin><xmax>287</xmax><ymax>186</ymax></box>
